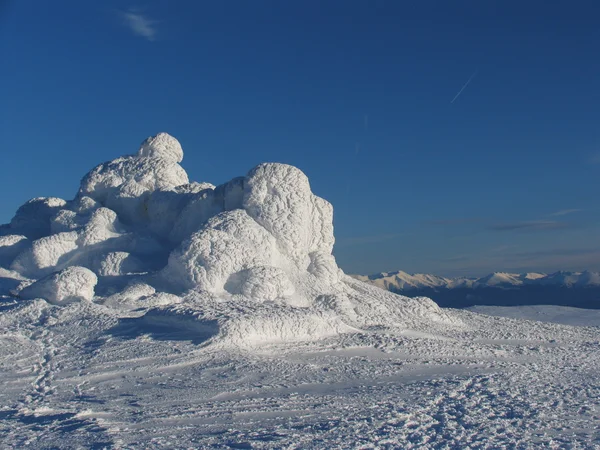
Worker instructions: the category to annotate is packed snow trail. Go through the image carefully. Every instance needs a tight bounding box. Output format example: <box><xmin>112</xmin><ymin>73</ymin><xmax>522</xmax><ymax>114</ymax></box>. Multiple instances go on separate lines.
<box><xmin>0</xmin><ymin>133</ymin><xmax>598</xmax><ymax>448</ymax></box>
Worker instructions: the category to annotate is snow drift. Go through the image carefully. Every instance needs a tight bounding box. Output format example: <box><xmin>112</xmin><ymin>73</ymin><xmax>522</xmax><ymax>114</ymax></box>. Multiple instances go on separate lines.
<box><xmin>0</xmin><ymin>133</ymin><xmax>457</xmax><ymax>346</ymax></box>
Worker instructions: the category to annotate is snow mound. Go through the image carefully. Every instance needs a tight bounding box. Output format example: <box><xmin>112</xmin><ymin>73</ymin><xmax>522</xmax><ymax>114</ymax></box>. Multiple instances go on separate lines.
<box><xmin>137</xmin><ymin>132</ymin><xmax>184</xmax><ymax>163</ymax></box>
<box><xmin>224</xmin><ymin>266</ymin><xmax>295</xmax><ymax>301</ymax></box>
<box><xmin>0</xmin><ymin>235</ymin><xmax>29</xmax><ymax>267</ymax></box>
<box><xmin>7</xmin><ymin>197</ymin><xmax>67</xmax><ymax>239</ymax></box>
<box><xmin>128</xmin><ymin>290</ymin><xmax>358</xmax><ymax>347</ymax></box>
<box><xmin>1</xmin><ymin>132</ymin><xmax>459</xmax><ymax>345</ymax></box>
<box><xmin>163</xmin><ymin>209</ymin><xmax>281</xmax><ymax>293</ymax></box>
<box><xmin>243</xmin><ymin>163</ymin><xmax>334</xmax><ymax>261</ymax></box>
<box><xmin>19</xmin><ymin>266</ymin><xmax>97</xmax><ymax>305</ymax></box>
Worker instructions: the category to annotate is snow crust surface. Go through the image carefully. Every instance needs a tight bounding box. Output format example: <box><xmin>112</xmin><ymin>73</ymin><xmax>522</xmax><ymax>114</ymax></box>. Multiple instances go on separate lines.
<box><xmin>1</xmin><ymin>133</ymin><xmax>598</xmax><ymax>448</ymax></box>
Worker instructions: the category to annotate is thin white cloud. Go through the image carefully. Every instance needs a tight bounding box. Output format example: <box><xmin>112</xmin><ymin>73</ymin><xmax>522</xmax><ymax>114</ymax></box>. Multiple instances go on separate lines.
<box><xmin>450</xmin><ymin>70</ymin><xmax>478</xmax><ymax>104</ymax></box>
<box><xmin>118</xmin><ymin>9</ymin><xmax>157</xmax><ymax>41</ymax></box>
<box><xmin>590</xmin><ymin>153</ymin><xmax>600</xmax><ymax>164</ymax></box>
<box><xmin>549</xmin><ymin>209</ymin><xmax>582</xmax><ymax>217</ymax></box>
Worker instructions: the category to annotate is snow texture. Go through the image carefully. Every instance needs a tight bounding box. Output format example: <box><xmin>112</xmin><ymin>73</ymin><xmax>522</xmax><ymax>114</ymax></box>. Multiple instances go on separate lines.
<box><xmin>0</xmin><ymin>132</ymin><xmax>599</xmax><ymax>448</ymax></box>
<box><xmin>19</xmin><ymin>266</ymin><xmax>97</xmax><ymax>305</ymax></box>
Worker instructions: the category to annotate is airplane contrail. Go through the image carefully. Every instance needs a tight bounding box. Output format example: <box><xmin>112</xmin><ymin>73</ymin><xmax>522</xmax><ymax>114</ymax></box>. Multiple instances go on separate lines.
<box><xmin>451</xmin><ymin>70</ymin><xmax>478</xmax><ymax>103</ymax></box>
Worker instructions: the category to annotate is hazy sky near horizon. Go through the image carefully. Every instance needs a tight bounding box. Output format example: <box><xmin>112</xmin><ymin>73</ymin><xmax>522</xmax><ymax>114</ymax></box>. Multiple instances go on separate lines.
<box><xmin>1</xmin><ymin>1</ymin><xmax>599</xmax><ymax>276</ymax></box>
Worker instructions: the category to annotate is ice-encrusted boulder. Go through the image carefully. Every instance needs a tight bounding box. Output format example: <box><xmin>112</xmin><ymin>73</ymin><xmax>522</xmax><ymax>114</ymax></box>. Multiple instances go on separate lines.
<box><xmin>10</xmin><ymin>207</ymin><xmax>130</xmax><ymax>278</ymax></box>
<box><xmin>163</xmin><ymin>209</ymin><xmax>281</xmax><ymax>293</ymax></box>
<box><xmin>243</xmin><ymin>164</ymin><xmax>335</xmax><ymax>262</ymax></box>
<box><xmin>7</xmin><ymin>197</ymin><xmax>67</xmax><ymax>239</ymax></box>
<box><xmin>0</xmin><ymin>132</ymin><xmax>460</xmax><ymax>346</ymax></box>
<box><xmin>78</xmin><ymin>134</ymin><xmax>189</xmax><ymax>225</ymax></box>
<box><xmin>11</xmin><ymin>231</ymin><xmax>79</xmax><ymax>278</ymax></box>
<box><xmin>137</xmin><ymin>132</ymin><xmax>184</xmax><ymax>163</ymax></box>
<box><xmin>91</xmin><ymin>251</ymin><xmax>144</xmax><ymax>277</ymax></box>
<box><xmin>19</xmin><ymin>266</ymin><xmax>97</xmax><ymax>305</ymax></box>
<box><xmin>224</xmin><ymin>266</ymin><xmax>295</xmax><ymax>301</ymax></box>
<box><xmin>0</xmin><ymin>235</ymin><xmax>29</xmax><ymax>268</ymax></box>
<box><xmin>162</xmin><ymin>163</ymin><xmax>338</xmax><ymax>299</ymax></box>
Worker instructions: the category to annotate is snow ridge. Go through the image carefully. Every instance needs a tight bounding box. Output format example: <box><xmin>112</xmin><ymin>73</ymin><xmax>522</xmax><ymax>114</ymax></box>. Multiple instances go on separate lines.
<box><xmin>355</xmin><ymin>270</ymin><xmax>600</xmax><ymax>291</ymax></box>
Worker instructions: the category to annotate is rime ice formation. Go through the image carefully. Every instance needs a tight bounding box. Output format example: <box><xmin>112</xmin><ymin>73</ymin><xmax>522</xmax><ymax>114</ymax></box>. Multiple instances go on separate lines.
<box><xmin>137</xmin><ymin>132</ymin><xmax>184</xmax><ymax>163</ymax></box>
<box><xmin>19</xmin><ymin>266</ymin><xmax>97</xmax><ymax>305</ymax></box>
<box><xmin>0</xmin><ymin>133</ymin><xmax>458</xmax><ymax>345</ymax></box>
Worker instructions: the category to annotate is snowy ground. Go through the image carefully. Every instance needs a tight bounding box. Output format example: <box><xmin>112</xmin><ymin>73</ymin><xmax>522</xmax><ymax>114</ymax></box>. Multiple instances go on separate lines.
<box><xmin>468</xmin><ymin>305</ymin><xmax>600</xmax><ymax>327</ymax></box>
<box><xmin>1</xmin><ymin>296</ymin><xmax>599</xmax><ymax>449</ymax></box>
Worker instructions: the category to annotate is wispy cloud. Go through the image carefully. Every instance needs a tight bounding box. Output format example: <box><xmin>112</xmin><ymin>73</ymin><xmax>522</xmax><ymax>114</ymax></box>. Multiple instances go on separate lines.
<box><xmin>590</xmin><ymin>153</ymin><xmax>600</xmax><ymax>164</ymax></box>
<box><xmin>118</xmin><ymin>8</ymin><xmax>157</xmax><ymax>41</ymax></box>
<box><xmin>549</xmin><ymin>209</ymin><xmax>582</xmax><ymax>217</ymax></box>
<box><xmin>487</xmin><ymin>220</ymin><xmax>569</xmax><ymax>232</ymax></box>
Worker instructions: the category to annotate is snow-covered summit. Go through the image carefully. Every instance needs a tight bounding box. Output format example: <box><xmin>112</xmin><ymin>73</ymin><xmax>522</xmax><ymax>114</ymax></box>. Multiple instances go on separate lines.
<box><xmin>0</xmin><ymin>133</ymin><xmax>457</xmax><ymax>346</ymax></box>
<box><xmin>355</xmin><ymin>271</ymin><xmax>453</xmax><ymax>291</ymax></box>
<box><xmin>354</xmin><ymin>270</ymin><xmax>600</xmax><ymax>291</ymax></box>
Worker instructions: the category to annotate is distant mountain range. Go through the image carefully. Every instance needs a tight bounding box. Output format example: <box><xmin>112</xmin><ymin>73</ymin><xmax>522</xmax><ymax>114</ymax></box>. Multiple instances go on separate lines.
<box><xmin>353</xmin><ymin>270</ymin><xmax>600</xmax><ymax>291</ymax></box>
<box><xmin>352</xmin><ymin>271</ymin><xmax>600</xmax><ymax>309</ymax></box>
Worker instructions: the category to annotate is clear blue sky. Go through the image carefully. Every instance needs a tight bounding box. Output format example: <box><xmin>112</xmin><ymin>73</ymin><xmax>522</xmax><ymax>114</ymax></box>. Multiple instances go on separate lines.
<box><xmin>1</xmin><ymin>1</ymin><xmax>599</xmax><ymax>276</ymax></box>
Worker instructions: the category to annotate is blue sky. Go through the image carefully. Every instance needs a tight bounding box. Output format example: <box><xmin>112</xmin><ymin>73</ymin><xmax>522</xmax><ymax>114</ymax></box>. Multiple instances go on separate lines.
<box><xmin>1</xmin><ymin>1</ymin><xmax>599</xmax><ymax>276</ymax></box>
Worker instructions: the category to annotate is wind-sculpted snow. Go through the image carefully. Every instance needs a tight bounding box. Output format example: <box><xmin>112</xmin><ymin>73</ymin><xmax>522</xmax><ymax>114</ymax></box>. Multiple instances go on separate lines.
<box><xmin>162</xmin><ymin>209</ymin><xmax>282</xmax><ymax>294</ymax></box>
<box><xmin>243</xmin><ymin>163</ymin><xmax>335</xmax><ymax>261</ymax></box>
<box><xmin>0</xmin><ymin>234</ymin><xmax>28</xmax><ymax>267</ymax></box>
<box><xmin>137</xmin><ymin>132</ymin><xmax>184</xmax><ymax>163</ymax></box>
<box><xmin>8</xmin><ymin>197</ymin><xmax>67</xmax><ymax>239</ymax></box>
<box><xmin>0</xmin><ymin>132</ymin><xmax>455</xmax><ymax>346</ymax></box>
<box><xmin>19</xmin><ymin>266</ymin><xmax>97</xmax><ymax>305</ymax></box>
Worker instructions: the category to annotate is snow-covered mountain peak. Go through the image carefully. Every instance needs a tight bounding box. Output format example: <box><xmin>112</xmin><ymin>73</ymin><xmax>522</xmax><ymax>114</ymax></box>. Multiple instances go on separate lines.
<box><xmin>355</xmin><ymin>269</ymin><xmax>600</xmax><ymax>291</ymax></box>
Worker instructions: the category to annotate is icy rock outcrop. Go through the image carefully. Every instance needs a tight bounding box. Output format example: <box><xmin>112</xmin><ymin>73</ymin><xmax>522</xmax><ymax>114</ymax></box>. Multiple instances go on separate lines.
<box><xmin>8</xmin><ymin>197</ymin><xmax>67</xmax><ymax>239</ymax></box>
<box><xmin>0</xmin><ymin>235</ymin><xmax>29</xmax><ymax>268</ymax></box>
<box><xmin>137</xmin><ymin>132</ymin><xmax>184</xmax><ymax>163</ymax></box>
<box><xmin>243</xmin><ymin>164</ymin><xmax>334</xmax><ymax>262</ymax></box>
<box><xmin>162</xmin><ymin>163</ymin><xmax>339</xmax><ymax>300</ymax></box>
<box><xmin>168</xmin><ymin>177</ymin><xmax>244</xmax><ymax>243</ymax></box>
<box><xmin>91</xmin><ymin>251</ymin><xmax>144</xmax><ymax>277</ymax></box>
<box><xmin>0</xmin><ymin>267</ymin><xmax>26</xmax><ymax>297</ymax></box>
<box><xmin>11</xmin><ymin>232</ymin><xmax>79</xmax><ymax>278</ymax></box>
<box><xmin>79</xmin><ymin>133</ymin><xmax>189</xmax><ymax>225</ymax></box>
<box><xmin>10</xmin><ymin>207</ymin><xmax>128</xmax><ymax>278</ymax></box>
<box><xmin>19</xmin><ymin>266</ymin><xmax>97</xmax><ymax>305</ymax></box>
<box><xmin>1</xmin><ymin>131</ymin><xmax>459</xmax><ymax>345</ymax></box>
<box><xmin>163</xmin><ymin>209</ymin><xmax>281</xmax><ymax>292</ymax></box>
<box><xmin>225</xmin><ymin>266</ymin><xmax>295</xmax><ymax>301</ymax></box>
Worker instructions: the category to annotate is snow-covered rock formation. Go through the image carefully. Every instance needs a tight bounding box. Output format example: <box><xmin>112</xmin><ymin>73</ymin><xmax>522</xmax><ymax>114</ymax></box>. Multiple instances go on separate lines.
<box><xmin>0</xmin><ymin>133</ymin><xmax>457</xmax><ymax>346</ymax></box>
<box><xmin>19</xmin><ymin>266</ymin><xmax>97</xmax><ymax>305</ymax></box>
